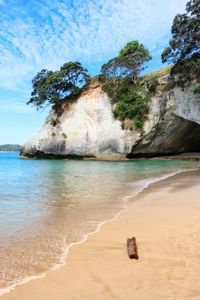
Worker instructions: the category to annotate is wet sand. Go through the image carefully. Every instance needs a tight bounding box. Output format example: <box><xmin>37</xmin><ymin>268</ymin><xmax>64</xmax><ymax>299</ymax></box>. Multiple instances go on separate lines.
<box><xmin>1</xmin><ymin>169</ymin><xmax>200</xmax><ymax>300</ymax></box>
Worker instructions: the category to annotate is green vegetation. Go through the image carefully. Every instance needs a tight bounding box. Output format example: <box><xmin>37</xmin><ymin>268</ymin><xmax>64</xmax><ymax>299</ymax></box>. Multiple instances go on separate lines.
<box><xmin>141</xmin><ymin>65</ymin><xmax>172</xmax><ymax>80</ymax></box>
<box><xmin>194</xmin><ymin>85</ymin><xmax>200</xmax><ymax>94</ymax></box>
<box><xmin>28</xmin><ymin>40</ymin><xmax>153</xmax><ymax>129</ymax></box>
<box><xmin>62</xmin><ymin>132</ymin><xmax>67</xmax><ymax>138</ymax></box>
<box><xmin>28</xmin><ymin>0</ymin><xmax>199</xmax><ymax>131</ymax></box>
<box><xmin>118</xmin><ymin>41</ymin><xmax>152</xmax><ymax>80</ymax></box>
<box><xmin>162</xmin><ymin>0</ymin><xmax>200</xmax><ymax>80</ymax></box>
<box><xmin>27</xmin><ymin>62</ymin><xmax>90</xmax><ymax>110</ymax></box>
<box><xmin>113</xmin><ymin>79</ymin><xmax>157</xmax><ymax>129</ymax></box>
<box><xmin>100</xmin><ymin>40</ymin><xmax>151</xmax><ymax>103</ymax></box>
<box><xmin>50</xmin><ymin>118</ymin><xmax>59</xmax><ymax>127</ymax></box>
<box><xmin>100</xmin><ymin>40</ymin><xmax>153</xmax><ymax>128</ymax></box>
<box><xmin>0</xmin><ymin>144</ymin><xmax>21</xmax><ymax>151</ymax></box>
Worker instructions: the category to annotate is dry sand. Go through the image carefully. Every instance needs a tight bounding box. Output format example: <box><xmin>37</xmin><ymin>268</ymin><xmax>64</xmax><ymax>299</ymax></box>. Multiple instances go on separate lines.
<box><xmin>2</xmin><ymin>169</ymin><xmax>200</xmax><ymax>300</ymax></box>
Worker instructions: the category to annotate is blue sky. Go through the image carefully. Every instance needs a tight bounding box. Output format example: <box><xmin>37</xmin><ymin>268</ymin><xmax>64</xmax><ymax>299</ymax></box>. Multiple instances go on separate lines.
<box><xmin>0</xmin><ymin>0</ymin><xmax>188</xmax><ymax>145</ymax></box>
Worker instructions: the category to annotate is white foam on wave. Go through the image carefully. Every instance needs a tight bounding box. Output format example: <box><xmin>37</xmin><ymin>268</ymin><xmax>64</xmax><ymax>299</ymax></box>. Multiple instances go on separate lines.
<box><xmin>0</xmin><ymin>168</ymin><xmax>198</xmax><ymax>297</ymax></box>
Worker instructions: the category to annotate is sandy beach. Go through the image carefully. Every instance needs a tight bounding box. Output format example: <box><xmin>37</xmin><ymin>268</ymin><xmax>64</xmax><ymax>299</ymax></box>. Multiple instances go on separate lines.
<box><xmin>2</xmin><ymin>169</ymin><xmax>200</xmax><ymax>300</ymax></box>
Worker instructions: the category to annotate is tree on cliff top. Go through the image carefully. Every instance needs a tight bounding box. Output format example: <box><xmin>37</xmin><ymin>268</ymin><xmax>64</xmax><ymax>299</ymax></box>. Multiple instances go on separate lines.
<box><xmin>27</xmin><ymin>62</ymin><xmax>90</xmax><ymax>110</ymax></box>
<box><xmin>118</xmin><ymin>40</ymin><xmax>152</xmax><ymax>79</ymax></box>
<box><xmin>100</xmin><ymin>40</ymin><xmax>151</xmax><ymax>101</ymax></box>
<box><xmin>99</xmin><ymin>41</ymin><xmax>152</xmax><ymax>128</ymax></box>
<box><xmin>101</xmin><ymin>40</ymin><xmax>151</xmax><ymax>82</ymax></box>
<box><xmin>161</xmin><ymin>0</ymin><xmax>200</xmax><ymax>75</ymax></box>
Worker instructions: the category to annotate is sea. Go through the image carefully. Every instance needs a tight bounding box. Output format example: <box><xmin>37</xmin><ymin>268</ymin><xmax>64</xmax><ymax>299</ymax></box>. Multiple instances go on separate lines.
<box><xmin>0</xmin><ymin>151</ymin><xmax>199</xmax><ymax>295</ymax></box>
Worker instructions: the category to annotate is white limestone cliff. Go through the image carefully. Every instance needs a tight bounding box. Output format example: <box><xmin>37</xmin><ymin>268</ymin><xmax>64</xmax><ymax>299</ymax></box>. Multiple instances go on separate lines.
<box><xmin>21</xmin><ymin>78</ymin><xmax>200</xmax><ymax>159</ymax></box>
<box><xmin>21</xmin><ymin>87</ymin><xmax>137</xmax><ymax>159</ymax></box>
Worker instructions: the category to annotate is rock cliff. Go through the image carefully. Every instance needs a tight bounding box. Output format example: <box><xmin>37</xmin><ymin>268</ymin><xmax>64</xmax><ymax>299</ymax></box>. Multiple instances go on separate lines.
<box><xmin>21</xmin><ymin>76</ymin><xmax>200</xmax><ymax>159</ymax></box>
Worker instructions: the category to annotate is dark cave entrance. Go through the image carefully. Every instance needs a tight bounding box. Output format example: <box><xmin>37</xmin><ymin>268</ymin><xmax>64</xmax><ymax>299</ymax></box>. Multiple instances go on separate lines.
<box><xmin>126</xmin><ymin>116</ymin><xmax>200</xmax><ymax>159</ymax></box>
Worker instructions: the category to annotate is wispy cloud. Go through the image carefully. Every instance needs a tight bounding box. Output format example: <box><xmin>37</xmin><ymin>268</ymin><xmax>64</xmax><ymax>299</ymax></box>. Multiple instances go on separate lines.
<box><xmin>0</xmin><ymin>0</ymin><xmax>188</xmax><ymax>90</ymax></box>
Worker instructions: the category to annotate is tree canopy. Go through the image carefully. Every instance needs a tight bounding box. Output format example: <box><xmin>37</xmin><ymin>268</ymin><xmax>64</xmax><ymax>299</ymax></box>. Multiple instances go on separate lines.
<box><xmin>99</xmin><ymin>41</ymin><xmax>153</xmax><ymax>128</ymax></box>
<box><xmin>100</xmin><ymin>57</ymin><xmax>129</xmax><ymax>100</ymax></box>
<box><xmin>161</xmin><ymin>0</ymin><xmax>200</xmax><ymax>71</ymax></box>
<box><xmin>118</xmin><ymin>40</ymin><xmax>152</xmax><ymax>79</ymax></box>
<box><xmin>101</xmin><ymin>40</ymin><xmax>151</xmax><ymax>82</ymax></box>
<box><xmin>27</xmin><ymin>41</ymin><xmax>153</xmax><ymax>129</ymax></box>
<box><xmin>100</xmin><ymin>40</ymin><xmax>151</xmax><ymax>102</ymax></box>
<box><xmin>27</xmin><ymin>62</ymin><xmax>90</xmax><ymax>110</ymax></box>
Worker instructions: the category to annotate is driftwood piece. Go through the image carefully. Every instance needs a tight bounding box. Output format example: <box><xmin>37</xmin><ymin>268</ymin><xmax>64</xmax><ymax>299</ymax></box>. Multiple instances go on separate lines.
<box><xmin>127</xmin><ymin>237</ymin><xmax>139</xmax><ymax>259</ymax></box>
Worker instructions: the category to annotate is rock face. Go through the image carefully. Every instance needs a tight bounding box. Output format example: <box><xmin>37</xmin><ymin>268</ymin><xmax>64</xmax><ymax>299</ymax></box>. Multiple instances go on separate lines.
<box><xmin>21</xmin><ymin>87</ymin><xmax>136</xmax><ymax>159</ymax></box>
<box><xmin>21</xmin><ymin>79</ymin><xmax>200</xmax><ymax>159</ymax></box>
<box><xmin>129</xmin><ymin>82</ymin><xmax>200</xmax><ymax>157</ymax></box>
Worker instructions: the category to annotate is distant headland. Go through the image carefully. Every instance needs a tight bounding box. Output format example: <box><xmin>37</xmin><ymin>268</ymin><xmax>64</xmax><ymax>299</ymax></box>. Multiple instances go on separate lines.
<box><xmin>0</xmin><ymin>144</ymin><xmax>21</xmax><ymax>151</ymax></box>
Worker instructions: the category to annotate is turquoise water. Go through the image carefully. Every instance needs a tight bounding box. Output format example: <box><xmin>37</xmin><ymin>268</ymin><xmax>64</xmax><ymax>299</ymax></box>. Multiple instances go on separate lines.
<box><xmin>0</xmin><ymin>152</ymin><xmax>199</xmax><ymax>293</ymax></box>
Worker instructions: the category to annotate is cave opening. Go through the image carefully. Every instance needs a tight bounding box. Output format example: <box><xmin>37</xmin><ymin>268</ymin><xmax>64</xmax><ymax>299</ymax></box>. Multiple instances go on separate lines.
<box><xmin>126</xmin><ymin>116</ymin><xmax>200</xmax><ymax>159</ymax></box>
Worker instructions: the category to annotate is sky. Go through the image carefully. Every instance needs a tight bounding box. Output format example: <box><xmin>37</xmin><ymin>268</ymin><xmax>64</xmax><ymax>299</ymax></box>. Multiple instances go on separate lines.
<box><xmin>0</xmin><ymin>0</ymin><xmax>188</xmax><ymax>145</ymax></box>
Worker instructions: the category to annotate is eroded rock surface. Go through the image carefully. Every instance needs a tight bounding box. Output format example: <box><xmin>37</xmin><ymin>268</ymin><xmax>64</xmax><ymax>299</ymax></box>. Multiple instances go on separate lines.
<box><xmin>130</xmin><ymin>82</ymin><xmax>200</xmax><ymax>157</ymax></box>
<box><xmin>21</xmin><ymin>87</ymin><xmax>135</xmax><ymax>159</ymax></box>
<box><xmin>21</xmin><ymin>79</ymin><xmax>200</xmax><ymax>159</ymax></box>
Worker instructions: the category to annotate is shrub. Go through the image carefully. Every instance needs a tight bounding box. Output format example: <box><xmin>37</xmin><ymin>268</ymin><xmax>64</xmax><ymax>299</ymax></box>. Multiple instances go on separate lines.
<box><xmin>143</xmin><ymin>76</ymin><xmax>159</xmax><ymax>94</ymax></box>
<box><xmin>62</xmin><ymin>132</ymin><xmax>67</xmax><ymax>138</ymax></box>
<box><xmin>50</xmin><ymin>119</ymin><xmax>58</xmax><ymax>127</ymax></box>
<box><xmin>113</xmin><ymin>84</ymin><xmax>151</xmax><ymax>129</ymax></box>
<box><xmin>194</xmin><ymin>85</ymin><xmax>200</xmax><ymax>94</ymax></box>
<box><xmin>133</xmin><ymin>115</ymin><xmax>144</xmax><ymax>128</ymax></box>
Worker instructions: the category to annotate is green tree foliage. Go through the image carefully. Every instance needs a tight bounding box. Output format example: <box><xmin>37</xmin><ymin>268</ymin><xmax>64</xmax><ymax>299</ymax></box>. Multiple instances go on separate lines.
<box><xmin>118</xmin><ymin>40</ymin><xmax>152</xmax><ymax>79</ymax></box>
<box><xmin>161</xmin><ymin>0</ymin><xmax>200</xmax><ymax>76</ymax></box>
<box><xmin>113</xmin><ymin>83</ymin><xmax>153</xmax><ymax>129</ymax></box>
<box><xmin>100</xmin><ymin>41</ymin><xmax>151</xmax><ymax>100</ymax></box>
<box><xmin>100</xmin><ymin>40</ymin><xmax>151</xmax><ymax>102</ymax></box>
<box><xmin>100</xmin><ymin>58</ymin><xmax>126</xmax><ymax>101</ymax></box>
<box><xmin>100</xmin><ymin>41</ymin><xmax>151</xmax><ymax>84</ymax></box>
<box><xmin>27</xmin><ymin>62</ymin><xmax>90</xmax><ymax>110</ymax></box>
<box><xmin>99</xmin><ymin>40</ymin><xmax>152</xmax><ymax>128</ymax></box>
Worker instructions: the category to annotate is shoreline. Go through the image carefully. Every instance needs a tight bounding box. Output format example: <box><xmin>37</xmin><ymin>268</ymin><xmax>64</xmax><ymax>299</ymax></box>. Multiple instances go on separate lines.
<box><xmin>20</xmin><ymin>152</ymin><xmax>200</xmax><ymax>161</ymax></box>
<box><xmin>0</xmin><ymin>170</ymin><xmax>187</xmax><ymax>296</ymax></box>
<box><xmin>1</xmin><ymin>168</ymin><xmax>200</xmax><ymax>299</ymax></box>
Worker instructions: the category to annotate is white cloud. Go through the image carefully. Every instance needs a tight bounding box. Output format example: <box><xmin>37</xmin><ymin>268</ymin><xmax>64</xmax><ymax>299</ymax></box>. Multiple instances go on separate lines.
<box><xmin>0</xmin><ymin>0</ymin><xmax>188</xmax><ymax>90</ymax></box>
